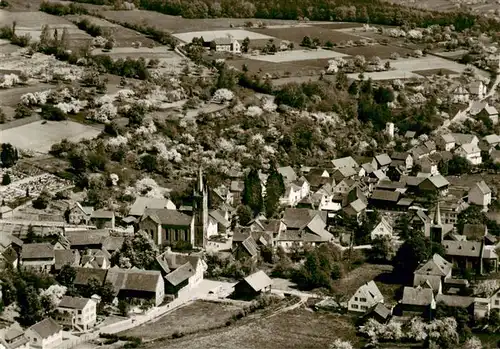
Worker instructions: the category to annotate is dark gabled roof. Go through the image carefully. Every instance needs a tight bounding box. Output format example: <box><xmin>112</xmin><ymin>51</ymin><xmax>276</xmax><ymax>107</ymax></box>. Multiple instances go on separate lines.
<box><xmin>102</xmin><ymin>236</ymin><xmax>125</xmax><ymax>252</ymax></box>
<box><xmin>375</xmin><ymin>154</ymin><xmax>392</xmax><ymax>166</ymax></box>
<box><xmin>28</xmin><ymin>318</ymin><xmax>61</xmax><ymax>339</ymax></box>
<box><xmin>435</xmin><ymin>294</ymin><xmax>475</xmax><ymax>308</ymax></box>
<box><xmin>106</xmin><ymin>268</ymin><xmax>162</xmax><ymax>294</ymax></box>
<box><xmin>65</xmin><ymin>230</ymin><xmax>109</xmax><ymax>247</ymax></box>
<box><xmin>376</xmin><ymin>181</ymin><xmax>406</xmax><ymax>190</ymax></box>
<box><xmin>129</xmin><ymin>196</ymin><xmax>176</xmax><ymax>216</ymax></box>
<box><xmin>370</xmin><ymin>190</ymin><xmax>400</xmax><ymax>202</ymax></box>
<box><xmin>156</xmin><ymin>251</ymin><xmax>200</xmax><ymax>274</ymax></box>
<box><xmin>74</xmin><ymin>267</ymin><xmax>107</xmax><ymax>286</ymax></box>
<box><xmin>142</xmin><ymin>208</ymin><xmax>193</xmax><ymax>226</ymax></box>
<box><xmin>21</xmin><ymin>243</ymin><xmax>54</xmax><ymax>260</ymax></box>
<box><xmin>240</xmin><ymin>270</ymin><xmax>272</xmax><ymax>292</ymax></box>
<box><xmin>402</xmin><ymin>286</ymin><xmax>434</xmax><ymax>306</ymax></box>
<box><xmin>57</xmin><ymin>296</ymin><xmax>91</xmax><ymax>310</ymax></box>
<box><xmin>2</xmin><ymin>246</ymin><xmax>18</xmax><ymax>264</ymax></box>
<box><xmin>165</xmin><ymin>262</ymin><xmax>195</xmax><ymax>286</ymax></box>
<box><xmin>282</xmin><ymin>208</ymin><xmax>318</xmax><ymax>229</ymax></box>
<box><xmin>391</xmin><ymin>152</ymin><xmax>410</xmax><ymax>161</ymax></box>
<box><xmin>241</xmin><ymin>236</ymin><xmax>258</xmax><ymax>257</ymax></box>
<box><xmin>421</xmin><ymin>175</ymin><xmax>449</xmax><ymax>189</ymax></box>
<box><xmin>91</xmin><ymin>210</ymin><xmax>114</xmax><ymax>219</ymax></box>
<box><xmin>414</xmin><ymin>254</ymin><xmax>452</xmax><ymax>277</ymax></box>
<box><xmin>443</xmin><ymin>240</ymin><xmax>482</xmax><ymax>258</ymax></box>
<box><xmin>369</xmin><ymin>303</ymin><xmax>391</xmax><ymax>320</ymax></box>
<box><xmin>54</xmin><ymin>249</ymin><xmax>80</xmax><ymax>270</ymax></box>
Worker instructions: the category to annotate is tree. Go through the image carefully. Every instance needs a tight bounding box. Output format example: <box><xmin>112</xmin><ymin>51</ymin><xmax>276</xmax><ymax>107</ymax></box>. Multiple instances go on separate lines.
<box><xmin>126</xmin><ymin>103</ymin><xmax>146</xmax><ymax>125</ymax></box>
<box><xmin>329</xmin><ymin>338</ymin><xmax>353</xmax><ymax>349</ymax></box>
<box><xmin>264</xmin><ymin>166</ymin><xmax>285</xmax><ymax>218</ymax></box>
<box><xmin>301</xmin><ymin>36</ymin><xmax>312</xmax><ymax>47</ymax></box>
<box><xmin>462</xmin><ymin>337</ymin><xmax>482</xmax><ymax>349</ymax></box>
<box><xmin>2</xmin><ymin>173</ymin><xmax>11</xmax><ymax>185</ymax></box>
<box><xmin>60</xmin><ymin>28</ymin><xmax>69</xmax><ymax>50</ymax></box>
<box><xmin>140</xmin><ymin>154</ymin><xmax>158</xmax><ymax>172</ymax></box>
<box><xmin>393</xmin><ymin>232</ymin><xmax>435</xmax><ymax>280</ymax></box>
<box><xmin>32</xmin><ymin>190</ymin><xmax>52</xmax><ymax>210</ymax></box>
<box><xmin>56</xmin><ymin>265</ymin><xmax>76</xmax><ymax>287</ymax></box>
<box><xmin>237</xmin><ymin>204</ymin><xmax>253</xmax><ymax>226</ymax></box>
<box><xmin>447</xmin><ymin>155</ymin><xmax>471</xmax><ymax>175</ymax></box>
<box><xmin>0</xmin><ymin>108</ymin><xmax>6</xmax><ymax>124</ymax></box>
<box><xmin>242</xmin><ymin>168</ymin><xmax>263</xmax><ymax>214</ymax></box>
<box><xmin>456</xmin><ymin>205</ymin><xmax>488</xmax><ymax>234</ymax></box>
<box><xmin>242</xmin><ymin>37</ymin><xmax>250</xmax><ymax>53</ymax></box>
<box><xmin>14</xmin><ymin>103</ymin><xmax>31</xmax><ymax>119</ymax></box>
<box><xmin>118</xmin><ymin>299</ymin><xmax>129</xmax><ymax>316</ymax></box>
<box><xmin>17</xmin><ymin>285</ymin><xmax>43</xmax><ymax>326</ymax></box>
<box><xmin>1</xmin><ymin>143</ymin><xmax>19</xmax><ymax>168</ymax></box>
<box><xmin>369</xmin><ymin>235</ymin><xmax>395</xmax><ymax>262</ymax></box>
<box><xmin>112</xmin><ymin>231</ymin><xmax>158</xmax><ymax>269</ymax></box>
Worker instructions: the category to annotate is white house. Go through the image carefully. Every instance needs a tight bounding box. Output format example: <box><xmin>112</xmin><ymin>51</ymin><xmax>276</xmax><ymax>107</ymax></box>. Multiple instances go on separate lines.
<box><xmin>437</xmin><ymin>134</ymin><xmax>456</xmax><ymax>151</ymax></box>
<box><xmin>68</xmin><ymin>203</ymin><xmax>94</xmax><ymax>225</ymax></box>
<box><xmin>490</xmin><ymin>287</ymin><xmax>500</xmax><ymax>311</ymax></box>
<box><xmin>468</xmin><ymin>80</ymin><xmax>487</xmax><ymax>100</ymax></box>
<box><xmin>418</xmin><ymin>156</ymin><xmax>438</xmax><ymax>175</ymax></box>
<box><xmin>455</xmin><ymin>143</ymin><xmax>482</xmax><ymax>165</ymax></box>
<box><xmin>347</xmin><ymin>280</ymin><xmax>384</xmax><ymax>312</ymax></box>
<box><xmin>470</xmin><ymin>101</ymin><xmax>499</xmax><ymax>125</ymax></box>
<box><xmin>450</xmin><ymin>85</ymin><xmax>470</xmax><ymax>104</ymax></box>
<box><xmin>280</xmin><ymin>178</ymin><xmax>310</xmax><ymax>207</ymax></box>
<box><xmin>468</xmin><ymin>181</ymin><xmax>492</xmax><ymax>208</ymax></box>
<box><xmin>211</xmin><ymin>37</ymin><xmax>241</xmax><ymax>54</ymax></box>
<box><xmin>25</xmin><ymin>318</ymin><xmax>63</xmax><ymax>349</ymax></box>
<box><xmin>370</xmin><ymin>217</ymin><xmax>393</xmax><ymax>240</ymax></box>
<box><xmin>55</xmin><ymin>296</ymin><xmax>97</xmax><ymax>332</ymax></box>
<box><xmin>483</xmin><ymin>134</ymin><xmax>500</xmax><ymax>150</ymax></box>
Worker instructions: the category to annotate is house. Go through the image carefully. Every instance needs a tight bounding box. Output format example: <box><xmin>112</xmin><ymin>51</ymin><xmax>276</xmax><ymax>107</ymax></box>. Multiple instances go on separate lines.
<box><xmin>418</xmin><ymin>156</ymin><xmax>438</xmax><ymax>175</ymax></box>
<box><xmin>343</xmin><ymin>198</ymin><xmax>367</xmax><ymax>221</ymax></box>
<box><xmin>68</xmin><ymin>203</ymin><xmax>94</xmax><ymax>225</ymax></box>
<box><xmin>390</xmin><ymin>152</ymin><xmax>413</xmax><ymax>171</ymax></box>
<box><xmin>55</xmin><ymin>296</ymin><xmax>96</xmax><ymax>332</ymax></box>
<box><xmin>443</xmin><ymin>240</ymin><xmax>498</xmax><ymax>274</ymax></box>
<box><xmin>0</xmin><ymin>325</ymin><xmax>29</xmax><ymax>349</ymax></box>
<box><xmin>455</xmin><ymin>143</ymin><xmax>482</xmax><ymax>165</ymax></box>
<box><xmin>450</xmin><ymin>133</ymin><xmax>479</xmax><ymax>146</ymax></box>
<box><xmin>1</xmin><ymin>246</ymin><xmax>18</xmax><ymax>269</ymax></box>
<box><xmin>280</xmin><ymin>178</ymin><xmax>310</xmax><ymax>207</ymax></box>
<box><xmin>211</xmin><ymin>37</ymin><xmax>241</xmax><ymax>54</ymax></box>
<box><xmin>469</xmin><ymin>181</ymin><xmax>492</xmax><ymax>207</ymax></box>
<box><xmin>138</xmin><ymin>208</ymin><xmax>194</xmax><ymax>247</ymax></box>
<box><xmin>405</xmin><ymin>131</ymin><xmax>416</xmax><ymax>139</ymax></box>
<box><xmin>413</xmin><ymin>254</ymin><xmax>452</xmax><ymax>295</ymax></box>
<box><xmin>54</xmin><ymin>249</ymin><xmax>80</xmax><ymax>271</ymax></box>
<box><xmin>25</xmin><ymin>318</ymin><xmax>62</xmax><ymax>349</ymax></box>
<box><xmin>374</xmin><ymin>154</ymin><xmax>392</xmax><ymax>171</ymax></box>
<box><xmin>332</xmin><ymin>166</ymin><xmax>357</xmax><ymax>184</ymax></box>
<box><xmin>468</xmin><ymin>80</ymin><xmax>487</xmax><ymax>99</ymax></box>
<box><xmin>490</xmin><ymin>287</ymin><xmax>500</xmax><ymax>311</ymax></box>
<box><xmin>369</xmin><ymin>190</ymin><xmax>400</xmax><ymax>210</ymax></box>
<box><xmin>90</xmin><ymin>210</ymin><xmax>115</xmax><ymax>229</ymax></box>
<box><xmin>21</xmin><ymin>243</ymin><xmax>55</xmax><ymax>273</ymax></box>
<box><xmin>417</xmin><ymin>175</ymin><xmax>449</xmax><ymax>196</ymax></box>
<box><xmin>401</xmin><ymin>286</ymin><xmax>436</xmax><ymax>315</ymax></box>
<box><xmin>333</xmin><ymin>178</ymin><xmax>355</xmax><ymax>194</ymax></box>
<box><xmin>102</xmin><ymin>236</ymin><xmax>125</xmax><ymax>254</ymax></box>
<box><xmin>105</xmin><ymin>268</ymin><xmax>165</xmax><ymax>306</ymax></box>
<box><xmin>157</xmin><ymin>251</ymin><xmax>206</xmax><ymax>298</ymax></box>
<box><xmin>437</xmin><ymin>134</ymin><xmax>456</xmax><ymax>151</ymax></box>
<box><xmin>276</xmin><ymin>208</ymin><xmax>332</xmax><ymax>251</ymax></box>
<box><xmin>370</xmin><ymin>217</ymin><xmax>393</xmax><ymax>240</ymax></box>
<box><xmin>207</xmin><ymin>210</ymin><xmax>231</xmax><ymax>238</ymax></box>
<box><xmin>80</xmin><ymin>249</ymin><xmax>111</xmax><ymax>269</ymax></box>
<box><xmin>332</xmin><ymin>156</ymin><xmax>359</xmax><ymax>170</ymax></box>
<box><xmin>64</xmin><ymin>230</ymin><xmax>110</xmax><ymax>250</ymax></box>
<box><xmin>129</xmin><ymin>196</ymin><xmax>176</xmax><ymax>217</ymax></box>
<box><xmin>482</xmin><ymin>134</ymin><xmax>500</xmax><ymax>149</ymax></box>
<box><xmin>277</xmin><ymin>166</ymin><xmax>297</xmax><ymax>183</ymax></box>
<box><xmin>365</xmin><ymin>303</ymin><xmax>392</xmax><ymax>323</ymax></box>
<box><xmin>450</xmin><ymin>84</ymin><xmax>470</xmax><ymax>104</ymax></box>
<box><xmin>232</xmin><ymin>234</ymin><xmax>259</xmax><ymax>260</ymax></box>
<box><xmin>233</xmin><ymin>270</ymin><xmax>272</xmax><ymax>299</ymax></box>
<box><xmin>347</xmin><ymin>281</ymin><xmax>384</xmax><ymax>312</ymax></box>
<box><xmin>470</xmin><ymin>101</ymin><xmax>499</xmax><ymax>125</ymax></box>
<box><xmin>73</xmin><ymin>268</ymin><xmax>108</xmax><ymax>291</ymax></box>
<box><xmin>435</xmin><ymin>294</ymin><xmax>489</xmax><ymax>319</ymax></box>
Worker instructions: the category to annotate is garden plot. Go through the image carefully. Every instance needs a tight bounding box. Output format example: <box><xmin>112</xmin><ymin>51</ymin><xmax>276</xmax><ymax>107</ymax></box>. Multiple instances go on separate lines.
<box><xmin>0</xmin><ymin>120</ymin><xmax>101</xmax><ymax>153</ymax></box>
<box><xmin>0</xmin><ymin>172</ymin><xmax>72</xmax><ymax>203</ymax></box>
<box><xmin>245</xmin><ymin>49</ymin><xmax>347</xmax><ymax>63</ymax></box>
<box><xmin>389</xmin><ymin>56</ymin><xmax>489</xmax><ymax>77</ymax></box>
<box><xmin>173</xmin><ymin>29</ymin><xmax>275</xmax><ymax>43</ymax></box>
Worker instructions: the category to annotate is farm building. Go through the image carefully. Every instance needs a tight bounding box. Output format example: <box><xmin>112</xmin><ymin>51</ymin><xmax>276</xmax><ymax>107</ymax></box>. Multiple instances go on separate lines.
<box><xmin>233</xmin><ymin>270</ymin><xmax>272</xmax><ymax>299</ymax></box>
<box><xmin>210</xmin><ymin>37</ymin><xmax>241</xmax><ymax>54</ymax></box>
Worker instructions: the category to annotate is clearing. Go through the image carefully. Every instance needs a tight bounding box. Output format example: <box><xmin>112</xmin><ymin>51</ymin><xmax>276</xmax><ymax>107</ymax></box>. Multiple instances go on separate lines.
<box><xmin>348</xmin><ymin>70</ymin><xmax>422</xmax><ymax>80</ymax></box>
<box><xmin>101</xmin><ymin>10</ymin><xmax>300</xmax><ymax>33</ymax></box>
<box><xmin>121</xmin><ymin>300</ymin><xmax>243</xmax><ymax>340</ymax></box>
<box><xmin>147</xmin><ymin>308</ymin><xmax>360</xmax><ymax>349</ymax></box>
<box><xmin>173</xmin><ymin>29</ymin><xmax>274</xmax><ymax>43</ymax></box>
<box><xmin>0</xmin><ymin>120</ymin><xmax>101</xmax><ymax>153</ymax></box>
<box><xmin>248</xmin><ymin>26</ymin><xmax>362</xmax><ymax>45</ymax></box>
<box><xmin>332</xmin><ymin>44</ymin><xmax>413</xmax><ymax>59</ymax></box>
<box><xmin>228</xmin><ymin>57</ymin><xmax>329</xmax><ymax>76</ymax></box>
<box><xmin>244</xmin><ymin>48</ymin><xmax>347</xmax><ymax>63</ymax></box>
<box><xmin>389</xmin><ymin>56</ymin><xmax>489</xmax><ymax>77</ymax></box>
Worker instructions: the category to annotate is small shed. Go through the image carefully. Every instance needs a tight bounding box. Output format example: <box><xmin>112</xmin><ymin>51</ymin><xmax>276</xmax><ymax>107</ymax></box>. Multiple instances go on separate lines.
<box><xmin>233</xmin><ymin>270</ymin><xmax>272</xmax><ymax>299</ymax></box>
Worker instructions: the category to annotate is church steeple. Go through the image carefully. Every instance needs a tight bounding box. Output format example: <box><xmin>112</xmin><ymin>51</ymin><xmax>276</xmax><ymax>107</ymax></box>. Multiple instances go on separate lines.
<box><xmin>434</xmin><ymin>201</ymin><xmax>442</xmax><ymax>226</ymax></box>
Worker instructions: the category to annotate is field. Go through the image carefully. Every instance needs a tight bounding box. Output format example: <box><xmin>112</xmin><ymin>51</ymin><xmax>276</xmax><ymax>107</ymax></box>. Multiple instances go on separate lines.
<box><xmin>228</xmin><ymin>57</ymin><xmax>329</xmax><ymax>76</ymax></box>
<box><xmin>244</xmin><ymin>49</ymin><xmax>347</xmax><ymax>63</ymax></box>
<box><xmin>0</xmin><ymin>120</ymin><xmax>101</xmax><ymax>153</ymax></box>
<box><xmin>390</xmin><ymin>56</ymin><xmax>488</xmax><ymax>77</ymax></box>
<box><xmin>248</xmin><ymin>26</ymin><xmax>363</xmax><ymax>45</ymax></box>
<box><xmin>0</xmin><ymin>84</ymin><xmax>53</xmax><ymax>107</ymax></box>
<box><xmin>383</xmin><ymin>0</ymin><xmax>500</xmax><ymax>16</ymax></box>
<box><xmin>412</xmin><ymin>68</ymin><xmax>458</xmax><ymax>76</ymax></box>
<box><xmin>332</xmin><ymin>44</ymin><xmax>413</xmax><ymax>59</ymax></box>
<box><xmin>173</xmin><ymin>29</ymin><xmax>274</xmax><ymax>43</ymax></box>
<box><xmin>348</xmin><ymin>70</ymin><xmax>422</xmax><ymax>80</ymax></box>
<box><xmin>0</xmin><ymin>10</ymin><xmax>91</xmax><ymax>44</ymax></box>
<box><xmin>91</xmin><ymin>46</ymin><xmax>181</xmax><ymax>60</ymax></box>
<box><xmin>101</xmin><ymin>10</ymin><xmax>301</xmax><ymax>33</ymax></box>
<box><xmin>65</xmin><ymin>14</ymin><xmax>156</xmax><ymax>47</ymax></box>
<box><xmin>122</xmin><ymin>301</ymin><xmax>243</xmax><ymax>340</ymax></box>
<box><xmin>147</xmin><ymin>309</ymin><xmax>360</xmax><ymax>349</ymax></box>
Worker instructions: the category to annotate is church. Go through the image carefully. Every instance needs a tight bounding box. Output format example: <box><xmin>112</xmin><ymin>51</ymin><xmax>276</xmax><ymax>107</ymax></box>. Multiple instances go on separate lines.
<box><xmin>137</xmin><ymin>169</ymin><xmax>209</xmax><ymax>249</ymax></box>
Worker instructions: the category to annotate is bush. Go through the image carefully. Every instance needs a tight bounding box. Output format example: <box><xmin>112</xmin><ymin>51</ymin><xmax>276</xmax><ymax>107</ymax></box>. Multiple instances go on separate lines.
<box><xmin>41</xmin><ymin>105</ymin><xmax>67</xmax><ymax>121</ymax></box>
<box><xmin>2</xmin><ymin>173</ymin><xmax>11</xmax><ymax>185</ymax></box>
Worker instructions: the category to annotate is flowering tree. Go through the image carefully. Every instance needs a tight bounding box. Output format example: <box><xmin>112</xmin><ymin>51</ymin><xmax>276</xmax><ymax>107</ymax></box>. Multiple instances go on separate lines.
<box><xmin>462</xmin><ymin>337</ymin><xmax>482</xmax><ymax>349</ymax></box>
<box><xmin>329</xmin><ymin>338</ymin><xmax>353</xmax><ymax>349</ymax></box>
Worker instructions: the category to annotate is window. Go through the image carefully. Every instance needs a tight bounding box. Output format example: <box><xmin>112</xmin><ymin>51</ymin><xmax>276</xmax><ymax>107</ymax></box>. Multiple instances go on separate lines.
<box><xmin>175</xmin><ymin>230</ymin><xmax>179</xmax><ymax>240</ymax></box>
<box><xmin>78</xmin><ymin>310</ymin><xmax>82</xmax><ymax>314</ymax></box>
<box><xmin>351</xmin><ymin>304</ymin><xmax>358</xmax><ymax>309</ymax></box>
<box><xmin>361</xmin><ymin>306</ymin><xmax>368</xmax><ymax>310</ymax></box>
<box><xmin>165</xmin><ymin>230</ymin><xmax>169</xmax><ymax>241</ymax></box>
<box><xmin>360</xmin><ymin>298</ymin><xmax>367</xmax><ymax>302</ymax></box>
<box><xmin>495</xmin><ymin>300</ymin><xmax>499</xmax><ymax>306</ymax></box>
<box><xmin>354</xmin><ymin>297</ymin><xmax>358</xmax><ymax>301</ymax></box>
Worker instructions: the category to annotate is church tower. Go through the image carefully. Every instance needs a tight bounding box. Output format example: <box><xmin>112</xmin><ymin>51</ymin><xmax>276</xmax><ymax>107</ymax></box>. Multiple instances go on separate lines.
<box><xmin>193</xmin><ymin>167</ymin><xmax>208</xmax><ymax>248</ymax></box>
<box><xmin>430</xmin><ymin>201</ymin><xmax>443</xmax><ymax>243</ymax></box>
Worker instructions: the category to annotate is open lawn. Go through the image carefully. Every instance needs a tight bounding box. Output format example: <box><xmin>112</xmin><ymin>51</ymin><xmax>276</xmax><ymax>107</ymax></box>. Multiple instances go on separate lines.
<box><xmin>248</xmin><ymin>26</ymin><xmax>363</xmax><ymax>45</ymax></box>
<box><xmin>0</xmin><ymin>120</ymin><xmax>101</xmax><ymax>153</ymax></box>
<box><xmin>101</xmin><ymin>10</ymin><xmax>301</xmax><ymax>33</ymax></box>
<box><xmin>0</xmin><ymin>84</ymin><xmax>53</xmax><ymax>107</ymax></box>
<box><xmin>332</xmin><ymin>44</ymin><xmax>413</xmax><ymax>59</ymax></box>
<box><xmin>122</xmin><ymin>301</ymin><xmax>243</xmax><ymax>340</ymax></box>
<box><xmin>147</xmin><ymin>309</ymin><xmax>360</xmax><ymax>349</ymax></box>
<box><xmin>390</xmin><ymin>56</ymin><xmax>489</xmax><ymax>77</ymax></box>
<box><xmin>244</xmin><ymin>48</ymin><xmax>347</xmax><ymax>63</ymax></box>
<box><xmin>228</xmin><ymin>57</ymin><xmax>329</xmax><ymax>76</ymax></box>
